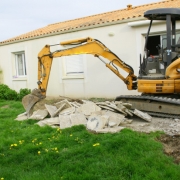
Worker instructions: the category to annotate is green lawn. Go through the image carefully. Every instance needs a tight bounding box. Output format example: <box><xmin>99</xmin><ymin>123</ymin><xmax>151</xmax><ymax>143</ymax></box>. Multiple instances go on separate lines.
<box><xmin>0</xmin><ymin>100</ymin><xmax>180</xmax><ymax>180</ymax></box>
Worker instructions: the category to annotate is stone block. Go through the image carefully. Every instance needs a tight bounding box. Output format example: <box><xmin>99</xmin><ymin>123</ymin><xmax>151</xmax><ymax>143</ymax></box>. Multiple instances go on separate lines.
<box><xmin>70</xmin><ymin>113</ymin><xmax>87</xmax><ymax>126</ymax></box>
<box><xmin>59</xmin><ymin>106</ymin><xmax>75</xmax><ymax>115</ymax></box>
<box><xmin>77</xmin><ymin>102</ymin><xmax>101</xmax><ymax>116</ymax></box>
<box><xmin>29</xmin><ymin>109</ymin><xmax>48</xmax><ymax>120</ymax></box>
<box><xmin>37</xmin><ymin>117</ymin><xmax>60</xmax><ymax>127</ymax></box>
<box><xmin>59</xmin><ymin>115</ymin><xmax>71</xmax><ymax>129</ymax></box>
<box><xmin>133</xmin><ymin>109</ymin><xmax>152</xmax><ymax>122</ymax></box>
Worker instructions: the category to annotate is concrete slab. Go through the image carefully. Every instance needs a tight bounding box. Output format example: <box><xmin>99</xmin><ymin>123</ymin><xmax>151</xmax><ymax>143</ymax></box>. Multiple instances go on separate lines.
<box><xmin>15</xmin><ymin>114</ymin><xmax>28</xmax><ymax>121</ymax></box>
<box><xmin>29</xmin><ymin>109</ymin><xmax>48</xmax><ymax>120</ymax></box>
<box><xmin>59</xmin><ymin>107</ymin><xmax>75</xmax><ymax>115</ymax></box>
<box><xmin>37</xmin><ymin>117</ymin><xmax>60</xmax><ymax>127</ymax></box>
<box><xmin>55</xmin><ymin>99</ymin><xmax>72</xmax><ymax>109</ymax></box>
<box><xmin>87</xmin><ymin>115</ymin><xmax>109</xmax><ymax>131</ymax></box>
<box><xmin>53</xmin><ymin>103</ymin><xmax>66</xmax><ymax>117</ymax></box>
<box><xmin>95</xmin><ymin>126</ymin><xmax>125</xmax><ymax>133</ymax></box>
<box><xmin>70</xmin><ymin>102</ymin><xmax>82</xmax><ymax>108</ymax></box>
<box><xmin>104</xmin><ymin>111</ymin><xmax>125</xmax><ymax>126</ymax></box>
<box><xmin>133</xmin><ymin>109</ymin><xmax>152</xmax><ymax>122</ymax></box>
<box><xmin>78</xmin><ymin>102</ymin><xmax>101</xmax><ymax>116</ymax></box>
<box><xmin>96</xmin><ymin>102</ymin><xmax>127</xmax><ymax>115</ymax></box>
<box><xmin>59</xmin><ymin>115</ymin><xmax>71</xmax><ymax>129</ymax></box>
<box><xmin>45</xmin><ymin>104</ymin><xmax>57</xmax><ymax>117</ymax></box>
<box><xmin>87</xmin><ymin>115</ymin><xmax>100</xmax><ymax>130</ymax></box>
<box><xmin>70</xmin><ymin>113</ymin><xmax>87</xmax><ymax>126</ymax></box>
<box><xmin>98</xmin><ymin>105</ymin><xmax>116</xmax><ymax>112</ymax></box>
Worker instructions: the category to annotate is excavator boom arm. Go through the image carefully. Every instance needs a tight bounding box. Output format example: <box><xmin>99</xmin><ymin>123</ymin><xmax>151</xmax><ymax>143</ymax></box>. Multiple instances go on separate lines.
<box><xmin>37</xmin><ymin>37</ymin><xmax>137</xmax><ymax>96</ymax></box>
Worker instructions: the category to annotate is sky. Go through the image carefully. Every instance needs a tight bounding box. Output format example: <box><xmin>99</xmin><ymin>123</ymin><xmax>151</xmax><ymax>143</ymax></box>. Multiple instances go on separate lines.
<box><xmin>0</xmin><ymin>0</ymin><xmax>163</xmax><ymax>42</ymax></box>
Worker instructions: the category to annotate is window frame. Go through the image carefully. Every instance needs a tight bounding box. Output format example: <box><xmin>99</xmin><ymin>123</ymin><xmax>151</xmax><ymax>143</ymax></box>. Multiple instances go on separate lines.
<box><xmin>14</xmin><ymin>51</ymin><xmax>27</xmax><ymax>77</ymax></box>
<box><xmin>62</xmin><ymin>54</ymin><xmax>86</xmax><ymax>79</ymax></box>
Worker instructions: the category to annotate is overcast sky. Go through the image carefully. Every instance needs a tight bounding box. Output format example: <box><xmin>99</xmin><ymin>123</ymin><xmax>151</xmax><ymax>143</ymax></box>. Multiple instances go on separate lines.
<box><xmin>0</xmin><ymin>0</ymin><xmax>163</xmax><ymax>41</ymax></box>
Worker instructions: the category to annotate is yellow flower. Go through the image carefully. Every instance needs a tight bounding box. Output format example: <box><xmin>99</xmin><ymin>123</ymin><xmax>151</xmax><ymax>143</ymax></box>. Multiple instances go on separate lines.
<box><xmin>54</xmin><ymin>147</ymin><xmax>58</xmax><ymax>151</ymax></box>
<box><xmin>11</xmin><ymin>144</ymin><xmax>14</xmax><ymax>147</ymax></box>
<box><xmin>93</xmin><ymin>143</ymin><xmax>100</xmax><ymax>147</ymax></box>
<box><xmin>38</xmin><ymin>151</ymin><xmax>41</xmax><ymax>155</ymax></box>
<box><xmin>13</xmin><ymin>144</ymin><xmax>17</xmax><ymax>146</ymax></box>
<box><xmin>39</xmin><ymin>142</ymin><xmax>42</xmax><ymax>145</ymax></box>
<box><xmin>70</xmin><ymin>134</ymin><xmax>73</xmax><ymax>137</ymax></box>
<box><xmin>1</xmin><ymin>177</ymin><xmax>4</xmax><ymax>180</ymax></box>
<box><xmin>57</xmin><ymin>128</ymin><xmax>60</xmax><ymax>131</ymax></box>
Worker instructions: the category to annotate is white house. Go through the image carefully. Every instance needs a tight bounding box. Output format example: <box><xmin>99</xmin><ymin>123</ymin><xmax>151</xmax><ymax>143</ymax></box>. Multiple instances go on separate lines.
<box><xmin>0</xmin><ymin>0</ymin><xmax>180</xmax><ymax>99</ymax></box>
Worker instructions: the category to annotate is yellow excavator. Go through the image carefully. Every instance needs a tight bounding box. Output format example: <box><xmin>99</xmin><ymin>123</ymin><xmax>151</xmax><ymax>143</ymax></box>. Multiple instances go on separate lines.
<box><xmin>22</xmin><ymin>8</ymin><xmax>180</xmax><ymax>118</ymax></box>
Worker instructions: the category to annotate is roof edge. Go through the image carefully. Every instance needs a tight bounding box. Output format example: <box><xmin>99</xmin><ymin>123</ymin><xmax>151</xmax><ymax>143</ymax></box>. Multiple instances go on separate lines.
<box><xmin>0</xmin><ymin>17</ymin><xmax>145</xmax><ymax>46</ymax></box>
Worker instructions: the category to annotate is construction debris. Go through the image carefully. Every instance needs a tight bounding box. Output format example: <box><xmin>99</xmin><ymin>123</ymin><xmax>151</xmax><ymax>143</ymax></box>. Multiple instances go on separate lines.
<box><xmin>16</xmin><ymin>98</ymin><xmax>153</xmax><ymax>134</ymax></box>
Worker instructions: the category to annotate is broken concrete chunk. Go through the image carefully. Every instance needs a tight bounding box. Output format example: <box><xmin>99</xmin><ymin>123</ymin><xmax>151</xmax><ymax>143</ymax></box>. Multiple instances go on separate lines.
<box><xmin>108</xmin><ymin>121</ymin><xmax>117</xmax><ymax>127</ymax></box>
<box><xmin>45</xmin><ymin>104</ymin><xmax>57</xmax><ymax>117</ymax></box>
<box><xmin>59</xmin><ymin>107</ymin><xmax>75</xmax><ymax>115</ymax></box>
<box><xmin>87</xmin><ymin>116</ymin><xmax>100</xmax><ymax>130</ymax></box>
<box><xmin>37</xmin><ymin>117</ymin><xmax>60</xmax><ymax>127</ymax></box>
<box><xmin>59</xmin><ymin>115</ymin><xmax>71</xmax><ymax>129</ymax></box>
<box><xmin>133</xmin><ymin>109</ymin><xmax>152</xmax><ymax>122</ymax></box>
<box><xmin>98</xmin><ymin>105</ymin><xmax>116</xmax><ymax>112</ymax></box>
<box><xmin>95</xmin><ymin>126</ymin><xmax>125</xmax><ymax>133</ymax></box>
<box><xmin>78</xmin><ymin>102</ymin><xmax>101</xmax><ymax>116</ymax></box>
<box><xmin>15</xmin><ymin>114</ymin><xmax>28</xmax><ymax>121</ymax></box>
<box><xmin>87</xmin><ymin>115</ymin><xmax>109</xmax><ymax>131</ymax></box>
<box><xmin>70</xmin><ymin>113</ymin><xmax>87</xmax><ymax>126</ymax></box>
<box><xmin>97</xmin><ymin>102</ymin><xmax>127</xmax><ymax>115</ymax></box>
<box><xmin>52</xmin><ymin>103</ymin><xmax>66</xmax><ymax>117</ymax></box>
<box><xmin>70</xmin><ymin>102</ymin><xmax>82</xmax><ymax>108</ymax></box>
<box><xmin>55</xmin><ymin>99</ymin><xmax>72</xmax><ymax>109</ymax></box>
<box><xmin>29</xmin><ymin>109</ymin><xmax>48</xmax><ymax>120</ymax></box>
<box><xmin>104</xmin><ymin>111</ymin><xmax>125</xmax><ymax>125</ymax></box>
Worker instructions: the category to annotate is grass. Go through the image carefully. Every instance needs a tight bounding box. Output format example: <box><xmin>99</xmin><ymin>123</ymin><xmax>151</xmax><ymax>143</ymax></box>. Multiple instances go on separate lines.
<box><xmin>0</xmin><ymin>100</ymin><xmax>180</xmax><ymax>180</ymax></box>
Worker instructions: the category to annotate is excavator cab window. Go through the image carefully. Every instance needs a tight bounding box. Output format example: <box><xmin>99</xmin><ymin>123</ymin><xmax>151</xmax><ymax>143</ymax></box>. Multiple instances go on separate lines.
<box><xmin>139</xmin><ymin>8</ymin><xmax>180</xmax><ymax>79</ymax></box>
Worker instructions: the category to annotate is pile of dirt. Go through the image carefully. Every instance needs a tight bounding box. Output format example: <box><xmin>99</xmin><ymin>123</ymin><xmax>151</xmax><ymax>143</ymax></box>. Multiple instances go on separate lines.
<box><xmin>158</xmin><ymin>134</ymin><xmax>180</xmax><ymax>164</ymax></box>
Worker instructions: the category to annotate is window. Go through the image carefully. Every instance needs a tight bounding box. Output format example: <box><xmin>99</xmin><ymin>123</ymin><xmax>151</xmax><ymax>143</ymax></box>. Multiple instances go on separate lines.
<box><xmin>63</xmin><ymin>55</ymin><xmax>84</xmax><ymax>78</ymax></box>
<box><xmin>15</xmin><ymin>52</ymin><xmax>26</xmax><ymax>77</ymax></box>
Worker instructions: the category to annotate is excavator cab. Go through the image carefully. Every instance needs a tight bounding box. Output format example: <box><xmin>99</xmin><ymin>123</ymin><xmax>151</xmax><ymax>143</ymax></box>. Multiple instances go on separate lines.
<box><xmin>139</xmin><ymin>8</ymin><xmax>180</xmax><ymax>80</ymax></box>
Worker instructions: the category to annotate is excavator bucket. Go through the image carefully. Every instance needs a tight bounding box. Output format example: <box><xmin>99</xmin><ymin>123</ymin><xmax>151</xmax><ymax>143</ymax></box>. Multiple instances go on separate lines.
<box><xmin>22</xmin><ymin>89</ymin><xmax>46</xmax><ymax>115</ymax></box>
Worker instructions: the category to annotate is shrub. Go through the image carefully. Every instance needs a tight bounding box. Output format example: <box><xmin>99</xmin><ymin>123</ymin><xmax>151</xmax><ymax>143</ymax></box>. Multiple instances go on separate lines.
<box><xmin>17</xmin><ymin>88</ymin><xmax>31</xmax><ymax>100</ymax></box>
<box><xmin>0</xmin><ymin>84</ymin><xmax>31</xmax><ymax>101</ymax></box>
<box><xmin>0</xmin><ymin>84</ymin><xmax>18</xmax><ymax>100</ymax></box>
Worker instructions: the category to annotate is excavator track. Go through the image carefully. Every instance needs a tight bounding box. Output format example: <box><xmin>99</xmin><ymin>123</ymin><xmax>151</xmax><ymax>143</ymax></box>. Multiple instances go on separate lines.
<box><xmin>115</xmin><ymin>95</ymin><xmax>180</xmax><ymax>119</ymax></box>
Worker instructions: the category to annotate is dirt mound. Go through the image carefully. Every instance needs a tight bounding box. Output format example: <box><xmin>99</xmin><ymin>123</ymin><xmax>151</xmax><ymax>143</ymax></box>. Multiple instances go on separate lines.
<box><xmin>158</xmin><ymin>134</ymin><xmax>180</xmax><ymax>164</ymax></box>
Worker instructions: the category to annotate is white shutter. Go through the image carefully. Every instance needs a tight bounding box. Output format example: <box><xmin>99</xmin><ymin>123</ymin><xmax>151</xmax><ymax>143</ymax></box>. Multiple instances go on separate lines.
<box><xmin>65</xmin><ymin>55</ymin><xmax>84</xmax><ymax>74</ymax></box>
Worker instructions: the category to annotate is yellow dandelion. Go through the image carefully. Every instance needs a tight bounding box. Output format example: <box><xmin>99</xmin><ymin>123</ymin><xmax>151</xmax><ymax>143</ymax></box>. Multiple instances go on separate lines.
<box><xmin>39</xmin><ymin>142</ymin><xmax>42</xmax><ymax>145</ymax></box>
<box><xmin>1</xmin><ymin>177</ymin><xmax>4</xmax><ymax>180</ymax></box>
<box><xmin>70</xmin><ymin>134</ymin><xmax>73</xmax><ymax>137</ymax></box>
<box><xmin>13</xmin><ymin>144</ymin><xmax>17</xmax><ymax>146</ymax></box>
<box><xmin>11</xmin><ymin>144</ymin><xmax>14</xmax><ymax>147</ymax></box>
<box><xmin>54</xmin><ymin>147</ymin><xmax>58</xmax><ymax>151</ymax></box>
<box><xmin>93</xmin><ymin>143</ymin><xmax>100</xmax><ymax>147</ymax></box>
<box><xmin>38</xmin><ymin>151</ymin><xmax>41</xmax><ymax>155</ymax></box>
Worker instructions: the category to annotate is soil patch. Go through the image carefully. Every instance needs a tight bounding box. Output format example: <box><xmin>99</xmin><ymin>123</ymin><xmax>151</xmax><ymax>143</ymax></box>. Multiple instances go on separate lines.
<box><xmin>158</xmin><ymin>134</ymin><xmax>180</xmax><ymax>164</ymax></box>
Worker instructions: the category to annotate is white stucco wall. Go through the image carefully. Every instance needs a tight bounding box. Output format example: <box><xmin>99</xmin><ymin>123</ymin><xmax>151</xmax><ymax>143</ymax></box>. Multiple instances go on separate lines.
<box><xmin>0</xmin><ymin>20</ymin><xmax>180</xmax><ymax>99</ymax></box>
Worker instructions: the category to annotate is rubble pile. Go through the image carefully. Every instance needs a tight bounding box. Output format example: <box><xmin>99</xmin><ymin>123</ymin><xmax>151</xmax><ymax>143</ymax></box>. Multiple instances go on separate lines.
<box><xmin>16</xmin><ymin>99</ymin><xmax>152</xmax><ymax>133</ymax></box>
